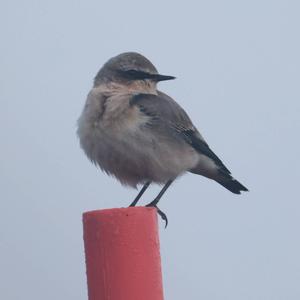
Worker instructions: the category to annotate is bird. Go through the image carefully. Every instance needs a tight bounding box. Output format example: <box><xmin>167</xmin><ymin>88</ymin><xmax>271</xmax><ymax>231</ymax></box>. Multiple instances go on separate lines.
<box><xmin>77</xmin><ymin>52</ymin><xmax>248</xmax><ymax>226</ymax></box>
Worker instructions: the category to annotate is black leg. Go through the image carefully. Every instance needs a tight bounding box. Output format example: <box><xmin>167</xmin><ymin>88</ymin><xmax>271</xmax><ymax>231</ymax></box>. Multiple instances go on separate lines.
<box><xmin>146</xmin><ymin>180</ymin><xmax>174</xmax><ymax>227</ymax></box>
<box><xmin>129</xmin><ymin>181</ymin><xmax>151</xmax><ymax>207</ymax></box>
<box><xmin>146</xmin><ymin>180</ymin><xmax>173</xmax><ymax>207</ymax></box>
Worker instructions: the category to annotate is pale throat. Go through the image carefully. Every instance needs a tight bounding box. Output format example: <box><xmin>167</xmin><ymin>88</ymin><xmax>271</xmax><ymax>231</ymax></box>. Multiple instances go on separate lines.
<box><xmin>100</xmin><ymin>80</ymin><xmax>158</xmax><ymax>96</ymax></box>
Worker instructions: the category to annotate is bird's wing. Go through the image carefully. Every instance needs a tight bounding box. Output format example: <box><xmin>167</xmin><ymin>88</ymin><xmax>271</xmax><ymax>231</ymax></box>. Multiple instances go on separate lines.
<box><xmin>130</xmin><ymin>91</ymin><xmax>194</xmax><ymax>131</ymax></box>
<box><xmin>130</xmin><ymin>91</ymin><xmax>231</xmax><ymax>174</ymax></box>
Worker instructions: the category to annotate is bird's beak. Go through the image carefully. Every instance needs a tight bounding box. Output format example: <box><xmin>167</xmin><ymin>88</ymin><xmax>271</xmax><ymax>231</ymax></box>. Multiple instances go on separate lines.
<box><xmin>151</xmin><ymin>74</ymin><xmax>176</xmax><ymax>82</ymax></box>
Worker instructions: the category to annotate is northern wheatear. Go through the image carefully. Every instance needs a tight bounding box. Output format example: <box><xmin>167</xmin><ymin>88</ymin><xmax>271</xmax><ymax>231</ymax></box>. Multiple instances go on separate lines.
<box><xmin>77</xmin><ymin>52</ymin><xmax>248</xmax><ymax>226</ymax></box>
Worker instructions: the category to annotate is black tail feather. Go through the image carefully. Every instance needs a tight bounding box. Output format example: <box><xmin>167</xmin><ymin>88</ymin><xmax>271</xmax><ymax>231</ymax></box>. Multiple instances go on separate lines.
<box><xmin>217</xmin><ymin>178</ymin><xmax>249</xmax><ymax>194</ymax></box>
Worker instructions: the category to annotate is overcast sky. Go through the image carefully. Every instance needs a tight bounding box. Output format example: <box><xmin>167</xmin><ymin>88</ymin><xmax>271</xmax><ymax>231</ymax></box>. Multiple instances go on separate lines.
<box><xmin>1</xmin><ymin>1</ymin><xmax>300</xmax><ymax>299</ymax></box>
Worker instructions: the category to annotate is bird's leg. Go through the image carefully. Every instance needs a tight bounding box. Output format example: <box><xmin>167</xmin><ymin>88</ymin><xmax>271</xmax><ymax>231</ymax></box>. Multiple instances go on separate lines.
<box><xmin>146</xmin><ymin>180</ymin><xmax>173</xmax><ymax>207</ymax></box>
<box><xmin>146</xmin><ymin>180</ymin><xmax>173</xmax><ymax>227</ymax></box>
<box><xmin>129</xmin><ymin>181</ymin><xmax>151</xmax><ymax>207</ymax></box>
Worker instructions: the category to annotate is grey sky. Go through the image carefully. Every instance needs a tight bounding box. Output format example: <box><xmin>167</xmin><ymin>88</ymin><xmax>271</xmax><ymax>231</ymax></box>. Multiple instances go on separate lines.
<box><xmin>1</xmin><ymin>1</ymin><xmax>299</xmax><ymax>299</ymax></box>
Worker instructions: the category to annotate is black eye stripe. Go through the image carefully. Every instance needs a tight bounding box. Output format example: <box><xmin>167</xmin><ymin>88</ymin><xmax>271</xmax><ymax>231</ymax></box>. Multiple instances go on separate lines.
<box><xmin>119</xmin><ymin>69</ymin><xmax>153</xmax><ymax>80</ymax></box>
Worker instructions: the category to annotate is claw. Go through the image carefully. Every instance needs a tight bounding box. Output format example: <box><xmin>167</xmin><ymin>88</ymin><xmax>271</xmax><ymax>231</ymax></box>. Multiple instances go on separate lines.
<box><xmin>146</xmin><ymin>204</ymin><xmax>168</xmax><ymax>228</ymax></box>
<box><xmin>156</xmin><ymin>207</ymin><xmax>168</xmax><ymax>228</ymax></box>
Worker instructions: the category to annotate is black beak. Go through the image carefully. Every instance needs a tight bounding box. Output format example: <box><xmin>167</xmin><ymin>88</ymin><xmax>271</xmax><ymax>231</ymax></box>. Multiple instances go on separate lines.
<box><xmin>150</xmin><ymin>74</ymin><xmax>176</xmax><ymax>82</ymax></box>
<box><xmin>120</xmin><ymin>69</ymin><xmax>176</xmax><ymax>81</ymax></box>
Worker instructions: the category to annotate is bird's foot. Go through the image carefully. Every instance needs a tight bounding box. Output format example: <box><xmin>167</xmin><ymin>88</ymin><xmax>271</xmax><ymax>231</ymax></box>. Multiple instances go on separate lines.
<box><xmin>146</xmin><ymin>203</ymin><xmax>168</xmax><ymax>228</ymax></box>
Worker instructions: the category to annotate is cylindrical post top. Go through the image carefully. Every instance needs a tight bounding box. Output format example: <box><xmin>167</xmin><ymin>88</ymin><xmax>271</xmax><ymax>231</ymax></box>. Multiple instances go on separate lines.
<box><xmin>83</xmin><ymin>207</ymin><xmax>164</xmax><ymax>300</ymax></box>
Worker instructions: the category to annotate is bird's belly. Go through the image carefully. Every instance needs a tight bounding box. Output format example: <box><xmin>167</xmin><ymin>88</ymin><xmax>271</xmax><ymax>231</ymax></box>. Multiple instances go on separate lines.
<box><xmin>81</xmin><ymin>125</ymin><xmax>198</xmax><ymax>187</ymax></box>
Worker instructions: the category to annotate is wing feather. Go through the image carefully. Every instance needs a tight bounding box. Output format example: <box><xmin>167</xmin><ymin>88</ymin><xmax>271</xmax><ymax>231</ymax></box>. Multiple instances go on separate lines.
<box><xmin>130</xmin><ymin>92</ymin><xmax>230</xmax><ymax>174</ymax></box>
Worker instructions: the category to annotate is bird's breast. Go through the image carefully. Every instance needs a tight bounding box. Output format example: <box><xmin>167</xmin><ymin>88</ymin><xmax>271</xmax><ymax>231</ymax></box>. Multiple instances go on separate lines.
<box><xmin>100</xmin><ymin>94</ymin><xmax>150</xmax><ymax>135</ymax></box>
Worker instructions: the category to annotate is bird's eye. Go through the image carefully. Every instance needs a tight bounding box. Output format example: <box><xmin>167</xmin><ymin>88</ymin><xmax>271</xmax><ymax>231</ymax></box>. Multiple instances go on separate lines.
<box><xmin>126</xmin><ymin>70</ymin><xmax>141</xmax><ymax>76</ymax></box>
<box><xmin>120</xmin><ymin>69</ymin><xmax>150</xmax><ymax>80</ymax></box>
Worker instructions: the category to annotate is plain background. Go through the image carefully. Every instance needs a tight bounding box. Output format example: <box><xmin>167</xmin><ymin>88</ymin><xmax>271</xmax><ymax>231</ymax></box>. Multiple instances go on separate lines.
<box><xmin>1</xmin><ymin>1</ymin><xmax>299</xmax><ymax>299</ymax></box>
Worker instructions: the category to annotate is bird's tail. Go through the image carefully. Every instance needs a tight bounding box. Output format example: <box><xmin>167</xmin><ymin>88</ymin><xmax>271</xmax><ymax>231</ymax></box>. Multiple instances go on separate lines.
<box><xmin>216</xmin><ymin>176</ymin><xmax>248</xmax><ymax>194</ymax></box>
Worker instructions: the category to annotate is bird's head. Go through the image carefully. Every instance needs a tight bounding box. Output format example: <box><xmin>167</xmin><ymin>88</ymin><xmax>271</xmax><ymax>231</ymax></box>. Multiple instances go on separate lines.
<box><xmin>94</xmin><ymin>52</ymin><xmax>175</xmax><ymax>91</ymax></box>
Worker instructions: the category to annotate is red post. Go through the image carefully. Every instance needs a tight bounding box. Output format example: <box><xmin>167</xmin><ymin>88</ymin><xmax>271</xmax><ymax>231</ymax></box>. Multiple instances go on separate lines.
<box><xmin>83</xmin><ymin>207</ymin><xmax>164</xmax><ymax>300</ymax></box>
